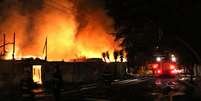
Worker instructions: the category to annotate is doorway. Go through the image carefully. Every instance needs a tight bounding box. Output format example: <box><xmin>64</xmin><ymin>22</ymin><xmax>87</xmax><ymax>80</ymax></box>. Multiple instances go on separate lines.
<box><xmin>32</xmin><ymin>65</ymin><xmax>42</xmax><ymax>84</ymax></box>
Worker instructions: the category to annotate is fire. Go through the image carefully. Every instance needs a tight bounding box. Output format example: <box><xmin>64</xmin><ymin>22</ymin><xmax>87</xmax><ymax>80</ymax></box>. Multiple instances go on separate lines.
<box><xmin>0</xmin><ymin>0</ymin><xmax>123</xmax><ymax>61</ymax></box>
<box><xmin>4</xmin><ymin>46</ymin><xmax>43</xmax><ymax>60</ymax></box>
<box><xmin>32</xmin><ymin>65</ymin><xmax>42</xmax><ymax>84</ymax></box>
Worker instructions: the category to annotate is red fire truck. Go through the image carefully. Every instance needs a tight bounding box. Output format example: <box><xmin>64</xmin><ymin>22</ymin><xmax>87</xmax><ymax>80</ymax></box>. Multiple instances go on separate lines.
<box><xmin>151</xmin><ymin>54</ymin><xmax>180</xmax><ymax>77</ymax></box>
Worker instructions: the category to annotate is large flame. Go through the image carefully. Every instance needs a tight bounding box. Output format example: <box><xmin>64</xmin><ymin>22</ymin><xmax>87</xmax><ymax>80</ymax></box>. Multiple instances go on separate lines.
<box><xmin>0</xmin><ymin>0</ymin><xmax>122</xmax><ymax>61</ymax></box>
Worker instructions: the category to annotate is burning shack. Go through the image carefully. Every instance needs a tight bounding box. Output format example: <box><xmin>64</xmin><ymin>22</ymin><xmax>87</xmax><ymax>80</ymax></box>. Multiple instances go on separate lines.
<box><xmin>0</xmin><ymin>32</ymin><xmax>127</xmax><ymax>88</ymax></box>
<box><xmin>0</xmin><ymin>0</ymin><xmax>127</xmax><ymax>90</ymax></box>
<box><xmin>0</xmin><ymin>33</ymin><xmax>127</xmax><ymax>90</ymax></box>
<box><xmin>0</xmin><ymin>58</ymin><xmax>126</xmax><ymax>89</ymax></box>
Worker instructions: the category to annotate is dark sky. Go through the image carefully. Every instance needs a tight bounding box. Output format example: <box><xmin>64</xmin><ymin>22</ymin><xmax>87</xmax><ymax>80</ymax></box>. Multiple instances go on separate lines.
<box><xmin>105</xmin><ymin>0</ymin><xmax>201</xmax><ymax>64</ymax></box>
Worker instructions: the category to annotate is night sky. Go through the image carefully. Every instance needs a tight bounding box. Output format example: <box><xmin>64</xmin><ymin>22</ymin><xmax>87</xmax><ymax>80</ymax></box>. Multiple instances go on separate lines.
<box><xmin>104</xmin><ymin>0</ymin><xmax>201</xmax><ymax>64</ymax></box>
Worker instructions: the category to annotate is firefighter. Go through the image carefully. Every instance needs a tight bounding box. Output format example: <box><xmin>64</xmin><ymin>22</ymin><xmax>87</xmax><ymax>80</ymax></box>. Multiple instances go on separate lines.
<box><xmin>52</xmin><ymin>65</ymin><xmax>63</xmax><ymax>101</ymax></box>
<box><xmin>189</xmin><ymin>65</ymin><xmax>194</xmax><ymax>83</ymax></box>
<box><xmin>20</xmin><ymin>69</ymin><xmax>35</xmax><ymax>101</ymax></box>
<box><xmin>102</xmin><ymin>70</ymin><xmax>113</xmax><ymax>87</ymax></box>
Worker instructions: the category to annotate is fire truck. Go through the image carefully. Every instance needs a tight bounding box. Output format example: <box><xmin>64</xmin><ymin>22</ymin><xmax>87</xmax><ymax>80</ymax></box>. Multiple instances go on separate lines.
<box><xmin>150</xmin><ymin>53</ymin><xmax>180</xmax><ymax>77</ymax></box>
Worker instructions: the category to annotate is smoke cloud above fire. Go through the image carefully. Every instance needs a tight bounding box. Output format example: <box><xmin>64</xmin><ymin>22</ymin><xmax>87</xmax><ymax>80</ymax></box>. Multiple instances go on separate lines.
<box><xmin>0</xmin><ymin>0</ymin><xmax>121</xmax><ymax>61</ymax></box>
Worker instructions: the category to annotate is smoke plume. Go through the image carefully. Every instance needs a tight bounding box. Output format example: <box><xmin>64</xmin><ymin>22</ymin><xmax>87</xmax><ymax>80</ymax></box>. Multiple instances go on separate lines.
<box><xmin>0</xmin><ymin>0</ymin><xmax>121</xmax><ymax>61</ymax></box>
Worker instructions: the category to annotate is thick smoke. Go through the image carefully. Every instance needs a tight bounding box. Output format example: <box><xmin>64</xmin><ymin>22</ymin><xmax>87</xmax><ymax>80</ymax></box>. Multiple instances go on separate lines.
<box><xmin>0</xmin><ymin>0</ymin><xmax>121</xmax><ymax>60</ymax></box>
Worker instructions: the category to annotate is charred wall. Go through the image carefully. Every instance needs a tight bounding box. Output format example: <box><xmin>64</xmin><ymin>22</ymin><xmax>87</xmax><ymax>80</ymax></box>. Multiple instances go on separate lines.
<box><xmin>0</xmin><ymin>60</ymin><xmax>127</xmax><ymax>89</ymax></box>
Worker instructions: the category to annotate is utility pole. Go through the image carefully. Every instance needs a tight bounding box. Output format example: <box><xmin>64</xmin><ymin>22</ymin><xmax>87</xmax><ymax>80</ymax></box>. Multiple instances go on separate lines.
<box><xmin>43</xmin><ymin>37</ymin><xmax>48</xmax><ymax>61</ymax></box>
<box><xmin>12</xmin><ymin>32</ymin><xmax>15</xmax><ymax>60</ymax></box>
<box><xmin>45</xmin><ymin>37</ymin><xmax>47</xmax><ymax>61</ymax></box>
<box><xmin>3</xmin><ymin>33</ymin><xmax>6</xmax><ymax>55</ymax></box>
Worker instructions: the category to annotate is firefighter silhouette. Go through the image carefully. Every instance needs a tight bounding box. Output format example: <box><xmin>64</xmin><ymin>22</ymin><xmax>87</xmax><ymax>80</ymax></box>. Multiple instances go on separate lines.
<box><xmin>52</xmin><ymin>65</ymin><xmax>63</xmax><ymax>101</ymax></box>
<box><xmin>20</xmin><ymin>67</ymin><xmax>35</xmax><ymax>101</ymax></box>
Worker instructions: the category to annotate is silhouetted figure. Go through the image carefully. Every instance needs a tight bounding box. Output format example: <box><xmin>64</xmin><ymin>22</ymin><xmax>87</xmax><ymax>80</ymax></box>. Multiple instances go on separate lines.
<box><xmin>102</xmin><ymin>71</ymin><xmax>113</xmax><ymax>87</ymax></box>
<box><xmin>52</xmin><ymin>65</ymin><xmax>63</xmax><ymax>101</ymax></box>
<box><xmin>20</xmin><ymin>70</ymin><xmax>35</xmax><ymax>101</ymax></box>
<box><xmin>189</xmin><ymin>65</ymin><xmax>194</xmax><ymax>83</ymax></box>
<box><xmin>106</xmin><ymin>51</ymin><xmax>110</xmax><ymax>61</ymax></box>
<box><xmin>102</xmin><ymin>52</ymin><xmax>106</xmax><ymax>62</ymax></box>
<box><xmin>113</xmin><ymin>51</ymin><xmax>118</xmax><ymax>62</ymax></box>
<box><xmin>119</xmin><ymin>50</ymin><xmax>124</xmax><ymax>62</ymax></box>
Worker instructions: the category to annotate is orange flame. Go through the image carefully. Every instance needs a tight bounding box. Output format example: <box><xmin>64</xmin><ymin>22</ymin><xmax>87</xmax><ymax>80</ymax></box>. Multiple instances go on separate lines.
<box><xmin>1</xmin><ymin>0</ymin><xmax>123</xmax><ymax>61</ymax></box>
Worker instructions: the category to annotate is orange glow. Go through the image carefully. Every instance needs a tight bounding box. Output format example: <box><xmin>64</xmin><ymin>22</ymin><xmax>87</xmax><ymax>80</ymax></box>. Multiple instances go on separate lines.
<box><xmin>105</xmin><ymin>58</ymin><xmax>111</xmax><ymax>63</ymax></box>
<box><xmin>32</xmin><ymin>65</ymin><xmax>42</xmax><ymax>84</ymax></box>
<box><xmin>170</xmin><ymin>65</ymin><xmax>175</xmax><ymax>69</ymax></box>
<box><xmin>0</xmin><ymin>0</ymin><xmax>123</xmax><ymax>61</ymax></box>
<box><xmin>153</xmin><ymin>64</ymin><xmax>158</xmax><ymax>69</ymax></box>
